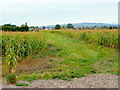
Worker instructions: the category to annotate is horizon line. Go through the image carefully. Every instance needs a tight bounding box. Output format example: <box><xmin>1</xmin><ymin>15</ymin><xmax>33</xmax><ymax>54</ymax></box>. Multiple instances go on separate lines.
<box><xmin>0</xmin><ymin>22</ymin><xmax>118</xmax><ymax>27</ymax></box>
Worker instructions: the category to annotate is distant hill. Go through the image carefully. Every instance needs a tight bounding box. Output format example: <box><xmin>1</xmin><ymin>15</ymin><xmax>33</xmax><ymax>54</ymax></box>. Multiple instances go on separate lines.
<box><xmin>44</xmin><ymin>23</ymin><xmax>117</xmax><ymax>27</ymax></box>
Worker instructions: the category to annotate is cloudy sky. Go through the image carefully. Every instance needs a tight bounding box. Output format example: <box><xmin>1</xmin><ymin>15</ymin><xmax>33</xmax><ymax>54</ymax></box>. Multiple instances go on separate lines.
<box><xmin>0</xmin><ymin>0</ymin><xmax>119</xmax><ymax>26</ymax></box>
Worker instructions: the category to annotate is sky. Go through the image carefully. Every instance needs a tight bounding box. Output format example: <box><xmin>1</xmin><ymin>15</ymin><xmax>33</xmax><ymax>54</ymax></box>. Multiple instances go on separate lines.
<box><xmin>0</xmin><ymin>0</ymin><xmax>119</xmax><ymax>26</ymax></box>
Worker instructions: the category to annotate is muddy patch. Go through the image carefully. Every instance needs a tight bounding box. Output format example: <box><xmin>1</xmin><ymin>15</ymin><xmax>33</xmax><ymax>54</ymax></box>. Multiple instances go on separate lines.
<box><xmin>16</xmin><ymin>58</ymin><xmax>52</xmax><ymax>74</ymax></box>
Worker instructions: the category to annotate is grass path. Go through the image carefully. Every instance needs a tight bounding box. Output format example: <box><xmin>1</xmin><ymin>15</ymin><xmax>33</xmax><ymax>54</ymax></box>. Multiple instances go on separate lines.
<box><xmin>43</xmin><ymin>31</ymin><xmax>118</xmax><ymax>75</ymax></box>
<box><xmin>44</xmin><ymin>31</ymin><xmax>117</xmax><ymax>60</ymax></box>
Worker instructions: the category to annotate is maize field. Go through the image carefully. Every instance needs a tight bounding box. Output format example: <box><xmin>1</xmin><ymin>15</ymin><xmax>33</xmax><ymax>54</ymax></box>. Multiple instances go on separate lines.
<box><xmin>2</xmin><ymin>30</ymin><xmax>118</xmax><ymax>81</ymax></box>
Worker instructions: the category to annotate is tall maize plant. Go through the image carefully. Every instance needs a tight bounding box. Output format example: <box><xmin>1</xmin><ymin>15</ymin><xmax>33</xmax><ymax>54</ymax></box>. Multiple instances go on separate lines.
<box><xmin>2</xmin><ymin>32</ymin><xmax>46</xmax><ymax>74</ymax></box>
<box><xmin>50</xmin><ymin>30</ymin><xmax>118</xmax><ymax>48</ymax></box>
<box><xmin>5</xmin><ymin>48</ymin><xmax>17</xmax><ymax>74</ymax></box>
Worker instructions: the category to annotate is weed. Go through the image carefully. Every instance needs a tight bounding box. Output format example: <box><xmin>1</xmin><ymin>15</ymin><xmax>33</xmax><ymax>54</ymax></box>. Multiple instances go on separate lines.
<box><xmin>7</xmin><ymin>73</ymin><xmax>16</xmax><ymax>84</ymax></box>
<box><xmin>16</xmin><ymin>83</ymin><xmax>29</xmax><ymax>86</ymax></box>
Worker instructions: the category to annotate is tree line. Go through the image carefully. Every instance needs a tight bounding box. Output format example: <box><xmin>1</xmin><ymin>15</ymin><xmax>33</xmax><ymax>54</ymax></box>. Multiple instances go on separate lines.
<box><xmin>2</xmin><ymin>23</ymin><xmax>118</xmax><ymax>31</ymax></box>
<box><xmin>2</xmin><ymin>23</ymin><xmax>29</xmax><ymax>31</ymax></box>
<box><xmin>54</xmin><ymin>23</ymin><xmax>118</xmax><ymax>30</ymax></box>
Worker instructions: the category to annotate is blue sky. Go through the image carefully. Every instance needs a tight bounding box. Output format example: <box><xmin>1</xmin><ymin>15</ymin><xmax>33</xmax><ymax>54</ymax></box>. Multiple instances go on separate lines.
<box><xmin>0</xmin><ymin>0</ymin><xmax>119</xmax><ymax>26</ymax></box>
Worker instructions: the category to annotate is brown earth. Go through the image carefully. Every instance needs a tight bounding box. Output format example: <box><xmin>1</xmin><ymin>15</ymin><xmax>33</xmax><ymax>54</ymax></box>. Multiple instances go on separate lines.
<box><xmin>15</xmin><ymin>58</ymin><xmax>52</xmax><ymax>74</ymax></box>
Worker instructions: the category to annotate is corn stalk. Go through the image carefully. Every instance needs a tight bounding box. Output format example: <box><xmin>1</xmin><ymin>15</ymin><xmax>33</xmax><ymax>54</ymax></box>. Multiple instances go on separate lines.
<box><xmin>5</xmin><ymin>48</ymin><xmax>18</xmax><ymax>74</ymax></box>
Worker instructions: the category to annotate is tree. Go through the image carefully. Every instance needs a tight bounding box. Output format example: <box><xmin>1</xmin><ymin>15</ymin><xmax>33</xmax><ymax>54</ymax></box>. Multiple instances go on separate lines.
<box><xmin>2</xmin><ymin>24</ymin><xmax>14</xmax><ymax>31</ymax></box>
<box><xmin>20</xmin><ymin>25</ymin><xmax>28</xmax><ymax>31</ymax></box>
<box><xmin>102</xmin><ymin>26</ymin><xmax>108</xmax><ymax>29</ymax></box>
<box><xmin>42</xmin><ymin>26</ymin><xmax>45</xmax><ymax>29</ymax></box>
<box><xmin>55</xmin><ymin>24</ymin><xmax>61</xmax><ymax>29</ymax></box>
<box><xmin>2</xmin><ymin>26</ymin><xmax>12</xmax><ymax>31</ymax></box>
<box><xmin>66</xmin><ymin>23</ymin><xmax>74</xmax><ymax>29</ymax></box>
<box><xmin>109</xmin><ymin>26</ymin><xmax>113</xmax><ymax>29</ymax></box>
<box><xmin>61</xmin><ymin>26</ymin><xmax>66</xmax><ymax>29</ymax></box>
<box><xmin>20</xmin><ymin>23</ymin><xmax>29</xmax><ymax>31</ymax></box>
<box><xmin>36</xmin><ymin>26</ymin><xmax>39</xmax><ymax>28</ymax></box>
<box><xmin>112</xmin><ymin>26</ymin><xmax>118</xmax><ymax>29</ymax></box>
<box><xmin>82</xmin><ymin>26</ymin><xmax>85</xmax><ymax>29</ymax></box>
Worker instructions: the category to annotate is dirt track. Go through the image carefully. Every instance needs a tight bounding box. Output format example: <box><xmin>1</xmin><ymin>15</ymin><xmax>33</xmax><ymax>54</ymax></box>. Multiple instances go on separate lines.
<box><xmin>1</xmin><ymin>74</ymin><xmax>118</xmax><ymax>88</ymax></box>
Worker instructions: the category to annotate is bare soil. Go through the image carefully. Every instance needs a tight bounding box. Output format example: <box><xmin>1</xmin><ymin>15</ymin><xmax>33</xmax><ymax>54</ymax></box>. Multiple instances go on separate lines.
<box><xmin>16</xmin><ymin>58</ymin><xmax>52</xmax><ymax>74</ymax></box>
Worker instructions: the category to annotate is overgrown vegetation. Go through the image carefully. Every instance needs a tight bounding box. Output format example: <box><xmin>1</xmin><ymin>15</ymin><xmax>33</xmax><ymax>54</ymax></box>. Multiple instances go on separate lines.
<box><xmin>2</xmin><ymin>30</ymin><xmax>118</xmax><ymax>82</ymax></box>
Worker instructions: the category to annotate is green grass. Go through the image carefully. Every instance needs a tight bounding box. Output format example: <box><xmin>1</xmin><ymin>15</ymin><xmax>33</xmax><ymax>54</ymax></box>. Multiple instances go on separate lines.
<box><xmin>16</xmin><ymin>83</ymin><xmax>29</xmax><ymax>86</ymax></box>
<box><xmin>0</xmin><ymin>57</ymin><xmax>2</xmax><ymax>64</ymax></box>
<box><xmin>2</xmin><ymin>30</ymin><xmax>118</xmax><ymax>81</ymax></box>
<box><xmin>44</xmin><ymin>31</ymin><xmax>118</xmax><ymax>74</ymax></box>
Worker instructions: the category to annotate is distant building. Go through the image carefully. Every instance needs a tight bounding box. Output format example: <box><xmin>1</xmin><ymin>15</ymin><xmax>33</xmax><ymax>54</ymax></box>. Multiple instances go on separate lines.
<box><xmin>49</xmin><ymin>27</ymin><xmax>54</xmax><ymax>30</ymax></box>
<box><xmin>44</xmin><ymin>27</ymin><xmax>54</xmax><ymax>30</ymax></box>
<box><xmin>45</xmin><ymin>28</ymin><xmax>49</xmax><ymax>30</ymax></box>
<box><xmin>74</xmin><ymin>27</ymin><xmax>81</xmax><ymax>30</ymax></box>
<box><xmin>33</xmin><ymin>28</ymin><xmax>39</xmax><ymax>31</ymax></box>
